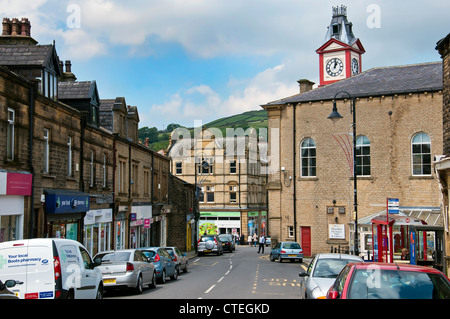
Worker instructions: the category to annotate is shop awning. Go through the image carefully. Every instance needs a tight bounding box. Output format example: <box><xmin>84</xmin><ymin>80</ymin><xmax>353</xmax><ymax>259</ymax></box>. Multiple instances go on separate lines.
<box><xmin>358</xmin><ymin>207</ymin><xmax>442</xmax><ymax>226</ymax></box>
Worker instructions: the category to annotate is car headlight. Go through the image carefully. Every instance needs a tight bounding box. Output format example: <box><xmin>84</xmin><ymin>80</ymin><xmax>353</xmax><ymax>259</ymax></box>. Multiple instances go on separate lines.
<box><xmin>311</xmin><ymin>286</ymin><xmax>326</xmax><ymax>299</ymax></box>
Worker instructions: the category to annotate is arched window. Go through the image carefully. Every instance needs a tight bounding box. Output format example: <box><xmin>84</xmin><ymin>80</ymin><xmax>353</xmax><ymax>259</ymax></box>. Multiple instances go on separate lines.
<box><xmin>356</xmin><ymin>136</ymin><xmax>370</xmax><ymax>176</ymax></box>
<box><xmin>412</xmin><ymin>132</ymin><xmax>431</xmax><ymax>176</ymax></box>
<box><xmin>301</xmin><ymin>138</ymin><xmax>316</xmax><ymax>177</ymax></box>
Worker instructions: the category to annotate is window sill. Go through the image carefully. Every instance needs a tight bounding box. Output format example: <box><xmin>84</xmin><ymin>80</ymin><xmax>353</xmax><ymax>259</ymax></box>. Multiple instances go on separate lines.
<box><xmin>409</xmin><ymin>175</ymin><xmax>433</xmax><ymax>180</ymax></box>
<box><xmin>298</xmin><ymin>177</ymin><xmax>318</xmax><ymax>181</ymax></box>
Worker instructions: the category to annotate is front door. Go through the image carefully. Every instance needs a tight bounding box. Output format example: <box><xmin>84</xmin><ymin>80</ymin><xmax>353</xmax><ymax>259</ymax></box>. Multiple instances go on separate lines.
<box><xmin>301</xmin><ymin>227</ymin><xmax>311</xmax><ymax>257</ymax></box>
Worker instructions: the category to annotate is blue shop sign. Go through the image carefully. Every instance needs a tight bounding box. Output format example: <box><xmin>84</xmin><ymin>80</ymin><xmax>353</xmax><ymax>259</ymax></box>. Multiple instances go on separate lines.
<box><xmin>45</xmin><ymin>190</ymin><xmax>89</xmax><ymax>214</ymax></box>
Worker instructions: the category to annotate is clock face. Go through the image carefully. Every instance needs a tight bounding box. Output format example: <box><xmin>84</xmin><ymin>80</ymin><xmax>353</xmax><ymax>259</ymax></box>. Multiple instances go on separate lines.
<box><xmin>326</xmin><ymin>58</ymin><xmax>344</xmax><ymax>77</ymax></box>
<box><xmin>351</xmin><ymin>58</ymin><xmax>359</xmax><ymax>75</ymax></box>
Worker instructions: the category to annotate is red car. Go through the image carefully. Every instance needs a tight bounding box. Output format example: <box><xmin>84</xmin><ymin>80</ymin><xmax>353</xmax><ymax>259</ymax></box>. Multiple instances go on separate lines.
<box><xmin>326</xmin><ymin>262</ymin><xmax>450</xmax><ymax>299</ymax></box>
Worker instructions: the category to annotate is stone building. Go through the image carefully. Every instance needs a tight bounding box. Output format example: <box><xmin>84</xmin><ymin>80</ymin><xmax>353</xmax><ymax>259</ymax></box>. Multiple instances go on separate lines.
<box><xmin>0</xmin><ymin>17</ymin><xmax>172</xmax><ymax>255</ymax></box>
<box><xmin>167</xmin><ymin>127</ymin><xmax>268</xmax><ymax>243</ymax></box>
<box><xmin>261</xmin><ymin>7</ymin><xmax>444</xmax><ymax>257</ymax></box>
<box><xmin>434</xmin><ymin>32</ymin><xmax>450</xmax><ymax>275</ymax></box>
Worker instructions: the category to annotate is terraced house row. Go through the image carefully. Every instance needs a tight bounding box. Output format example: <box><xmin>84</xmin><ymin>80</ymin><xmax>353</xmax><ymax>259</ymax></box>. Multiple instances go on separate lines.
<box><xmin>0</xmin><ymin>17</ymin><xmax>195</xmax><ymax>256</ymax></box>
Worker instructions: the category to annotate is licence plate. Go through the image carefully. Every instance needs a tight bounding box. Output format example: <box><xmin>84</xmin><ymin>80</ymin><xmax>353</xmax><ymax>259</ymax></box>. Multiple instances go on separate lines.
<box><xmin>104</xmin><ymin>278</ymin><xmax>116</xmax><ymax>284</ymax></box>
<box><xmin>288</xmin><ymin>254</ymin><xmax>297</xmax><ymax>257</ymax></box>
<box><xmin>204</xmin><ymin>249</ymin><xmax>211</xmax><ymax>253</ymax></box>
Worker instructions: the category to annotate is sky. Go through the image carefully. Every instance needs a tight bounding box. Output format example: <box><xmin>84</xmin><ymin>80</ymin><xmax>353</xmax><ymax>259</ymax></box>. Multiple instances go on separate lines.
<box><xmin>1</xmin><ymin>0</ymin><xmax>449</xmax><ymax>130</ymax></box>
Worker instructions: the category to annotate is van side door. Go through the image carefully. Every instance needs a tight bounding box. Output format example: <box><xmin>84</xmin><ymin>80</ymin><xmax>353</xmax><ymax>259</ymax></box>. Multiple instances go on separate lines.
<box><xmin>78</xmin><ymin>246</ymin><xmax>99</xmax><ymax>299</ymax></box>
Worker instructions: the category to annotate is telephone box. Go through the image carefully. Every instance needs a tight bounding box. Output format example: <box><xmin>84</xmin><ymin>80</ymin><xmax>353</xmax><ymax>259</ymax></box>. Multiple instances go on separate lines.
<box><xmin>371</xmin><ymin>214</ymin><xmax>426</xmax><ymax>263</ymax></box>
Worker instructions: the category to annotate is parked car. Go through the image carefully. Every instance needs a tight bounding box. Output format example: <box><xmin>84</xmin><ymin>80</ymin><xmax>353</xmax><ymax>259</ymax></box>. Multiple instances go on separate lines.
<box><xmin>198</xmin><ymin>235</ymin><xmax>223</xmax><ymax>256</ymax></box>
<box><xmin>270</xmin><ymin>241</ymin><xmax>303</xmax><ymax>263</ymax></box>
<box><xmin>265</xmin><ymin>236</ymin><xmax>272</xmax><ymax>247</ymax></box>
<box><xmin>0</xmin><ymin>238</ymin><xmax>103</xmax><ymax>299</ymax></box>
<box><xmin>326</xmin><ymin>262</ymin><xmax>450</xmax><ymax>299</ymax></box>
<box><xmin>299</xmin><ymin>253</ymin><xmax>363</xmax><ymax>299</ymax></box>
<box><xmin>94</xmin><ymin>249</ymin><xmax>156</xmax><ymax>294</ymax></box>
<box><xmin>218</xmin><ymin>234</ymin><xmax>235</xmax><ymax>252</ymax></box>
<box><xmin>163</xmin><ymin>246</ymin><xmax>188</xmax><ymax>273</ymax></box>
<box><xmin>138</xmin><ymin>247</ymin><xmax>178</xmax><ymax>283</ymax></box>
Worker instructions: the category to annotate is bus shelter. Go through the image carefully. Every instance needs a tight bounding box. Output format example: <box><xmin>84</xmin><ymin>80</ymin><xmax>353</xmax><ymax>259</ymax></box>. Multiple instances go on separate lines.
<box><xmin>371</xmin><ymin>214</ymin><xmax>426</xmax><ymax>263</ymax></box>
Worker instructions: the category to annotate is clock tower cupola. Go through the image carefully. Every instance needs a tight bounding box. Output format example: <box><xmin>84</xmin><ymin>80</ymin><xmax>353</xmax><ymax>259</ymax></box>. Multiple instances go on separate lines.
<box><xmin>316</xmin><ymin>5</ymin><xmax>365</xmax><ymax>86</ymax></box>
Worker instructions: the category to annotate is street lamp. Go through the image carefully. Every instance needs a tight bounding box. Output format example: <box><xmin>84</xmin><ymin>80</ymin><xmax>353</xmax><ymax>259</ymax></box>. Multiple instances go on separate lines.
<box><xmin>327</xmin><ymin>91</ymin><xmax>359</xmax><ymax>256</ymax></box>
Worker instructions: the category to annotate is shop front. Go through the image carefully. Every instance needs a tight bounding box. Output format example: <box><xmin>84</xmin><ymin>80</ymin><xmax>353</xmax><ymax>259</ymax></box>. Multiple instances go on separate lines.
<box><xmin>83</xmin><ymin>208</ymin><xmax>113</xmax><ymax>256</ymax></box>
<box><xmin>0</xmin><ymin>171</ymin><xmax>32</xmax><ymax>243</ymax></box>
<box><xmin>129</xmin><ymin>204</ymin><xmax>152</xmax><ymax>248</ymax></box>
<box><xmin>44</xmin><ymin>190</ymin><xmax>89</xmax><ymax>242</ymax></box>
<box><xmin>199</xmin><ymin>211</ymin><xmax>241</xmax><ymax>236</ymax></box>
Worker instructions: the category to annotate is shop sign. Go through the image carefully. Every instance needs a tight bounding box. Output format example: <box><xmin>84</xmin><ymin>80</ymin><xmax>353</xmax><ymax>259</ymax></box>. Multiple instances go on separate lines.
<box><xmin>45</xmin><ymin>192</ymin><xmax>89</xmax><ymax>214</ymax></box>
<box><xmin>0</xmin><ymin>172</ymin><xmax>32</xmax><ymax>196</ymax></box>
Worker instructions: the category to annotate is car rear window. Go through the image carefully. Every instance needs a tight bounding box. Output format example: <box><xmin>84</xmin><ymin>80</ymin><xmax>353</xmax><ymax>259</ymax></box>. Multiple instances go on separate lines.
<box><xmin>97</xmin><ymin>252</ymin><xmax>130</xmax><ymax>262</ymax></box>
<box><xmin>282</xmin><ymin>242</ymin><xmax>301</xmax><ymax>249</ymax></box>
<box><xmin>348</xmin><ymin>269</ymin><xmax>450</xmax><ymax>299</ymax></box>
<box><xmin>200</xmin><ymin>236</ymin><xmax>215</xmax><ymax>242</ymax></box>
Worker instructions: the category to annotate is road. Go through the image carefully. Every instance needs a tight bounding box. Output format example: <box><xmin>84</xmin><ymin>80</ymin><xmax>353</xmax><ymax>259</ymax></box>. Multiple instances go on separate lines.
<box><xmin>104</xmin><ymin>245</ymin><xmax>308</xmax><ymax>300</ymax></box>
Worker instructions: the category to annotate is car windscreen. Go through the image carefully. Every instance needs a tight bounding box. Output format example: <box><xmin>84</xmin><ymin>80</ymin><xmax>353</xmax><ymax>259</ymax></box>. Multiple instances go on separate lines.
<box><xmin>219</xmin><ymin>235</ymin><xmax>231</xmax><ymax>241</ymax></box>
<box><xmin>97</xmin><ymin>252</ymin><xmax>131</xmax><ymax>262</ymax></box>
<box><xmin>313</xmin><ymin>259</ymin><xmax>356</xmax><ymax>278</ymax></box>
<box><xmin>348</xmin><ymin>269</ymin><xmax>450</xmax><ymax>299</ymax></box>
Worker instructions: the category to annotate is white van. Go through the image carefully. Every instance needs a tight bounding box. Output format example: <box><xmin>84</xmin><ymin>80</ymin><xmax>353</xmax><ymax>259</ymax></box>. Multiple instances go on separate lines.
<box><xmin>0</xmin><ymin>238</ymin><xmax>103</xmax><ymax>299</ymax></box>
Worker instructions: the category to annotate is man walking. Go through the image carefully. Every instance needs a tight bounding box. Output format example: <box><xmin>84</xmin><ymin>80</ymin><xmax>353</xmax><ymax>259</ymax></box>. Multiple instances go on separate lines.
<box><xmin>257</xmin><ymin>235</ymin><xmax>266</xmax><ymax>253</ymax></box>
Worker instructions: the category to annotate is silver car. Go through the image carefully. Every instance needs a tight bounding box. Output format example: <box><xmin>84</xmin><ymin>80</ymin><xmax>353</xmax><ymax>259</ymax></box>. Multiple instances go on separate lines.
<box><xmin>164</xmin><ymin>246</ymin><xmax>188</xmax><ymax>273</ymax></box>
<box><xmin>94</xmin><ymin>249</ymin><xmax>156</xmax><ymax>294</ymax></box>
<box><xmin>299</xmin><ymin>253</ymin><xmax>363</xmax><ymax>299</ymax></box>
<box><xmin>197</xmin><ymin>235</ymin><xmax>223</xmax><ymax>256</ymax></box>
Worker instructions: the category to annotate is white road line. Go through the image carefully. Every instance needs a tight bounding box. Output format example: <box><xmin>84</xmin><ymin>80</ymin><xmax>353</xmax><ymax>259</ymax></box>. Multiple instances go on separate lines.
<box><xmin>205</xmin><ymin>284</ymin><xmax>216</xmax><ymax>294</ymax></box>
<box><xmin>217</xmin><ymin>276</ymin><xmax>225</xmax><ymax>283</ymax></box>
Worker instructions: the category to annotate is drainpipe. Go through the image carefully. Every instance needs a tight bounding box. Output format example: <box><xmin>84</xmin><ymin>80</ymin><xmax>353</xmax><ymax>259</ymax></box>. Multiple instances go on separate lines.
<box><xmin>293</xmin><ymin>103</ymin><xmax>297</xmax><ymax>243</ymax></box>
<box><xmin>28</xmin><ymin>81</ymin><xmax>36</xmax><ymax>239</ymax></box>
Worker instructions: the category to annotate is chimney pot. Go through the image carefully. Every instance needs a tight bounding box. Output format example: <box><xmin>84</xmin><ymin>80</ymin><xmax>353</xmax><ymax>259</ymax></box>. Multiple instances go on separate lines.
<box><xmin>65</xmin><ymin>60</ymin><xmax>72</xmax><ymax>73</ymax></box>
<box><xmin>2</xmin><ymin>18</ymin><xmax>11</xmax><ymax>36</ymax></box>
<box><xmin>11</xmin><ymin>18</ymin><xmax>20</xmax><ymax>36</ymax></box>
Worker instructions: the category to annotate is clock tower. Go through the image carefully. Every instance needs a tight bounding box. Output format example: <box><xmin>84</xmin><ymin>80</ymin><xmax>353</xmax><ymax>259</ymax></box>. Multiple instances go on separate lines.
<box><xmin>317</xmin><ymin>6</ymin><xmax>365</xmax><ymax>87</ymax></box>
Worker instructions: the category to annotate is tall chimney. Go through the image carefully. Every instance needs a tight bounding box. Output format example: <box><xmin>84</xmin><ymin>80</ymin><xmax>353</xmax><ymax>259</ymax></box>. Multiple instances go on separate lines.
<box><xmin>65</xmin><ymin>60</ymin><xmax>72</xmax><ymax>73</ymax></box>
<box><xmin>297</xmin><ymin>79</ymin><xmax>315</xmax><ymax>94</ymax></box>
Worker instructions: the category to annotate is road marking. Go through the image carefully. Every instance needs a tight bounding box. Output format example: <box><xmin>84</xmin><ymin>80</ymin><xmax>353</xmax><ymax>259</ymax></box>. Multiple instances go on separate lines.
<box><xmin>205</xmin><ymin>284</ymin><xmax>216</xmax><ymax>294</ymax></box>
<box><xmin>211</xmin><ymin>261</ymin><xmax>219</xmax><ymax>267</ymax></box>
<box><xmin>218</xmin><ymin>276</ymin><xmax>225</xmax><ymax>283</ymax></box>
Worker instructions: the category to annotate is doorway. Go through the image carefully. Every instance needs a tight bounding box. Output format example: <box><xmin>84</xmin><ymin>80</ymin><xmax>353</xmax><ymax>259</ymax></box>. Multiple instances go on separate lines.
<box><xmin>301</xmin><ymin>226</ymin><xmax>311</xmax><ymax>257</ymax></box>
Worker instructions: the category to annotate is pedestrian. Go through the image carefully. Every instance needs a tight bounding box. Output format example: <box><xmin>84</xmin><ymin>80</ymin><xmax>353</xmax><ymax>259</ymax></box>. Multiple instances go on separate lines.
<box><xmin>252</xmin><ymin>233</ymin><xmax>257</xmax><ymax>247</ymax></box>
<box><xmin>248</xmin><ymin>235</ymin><xmax>252</xmax><ymax>246</ymax></box>
<box><xmin>257</xmin><ymin>235</ymin><xmax>266</xmax><ymax>253</ymax></box>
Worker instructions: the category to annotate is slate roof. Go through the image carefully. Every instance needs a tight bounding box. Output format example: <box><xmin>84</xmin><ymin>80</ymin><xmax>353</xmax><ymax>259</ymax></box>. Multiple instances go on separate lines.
<box><xmin>0</xmin><ymin>44</ymin><xmax>56</xmax><ymax>67</ymax></box>
<box><xmin>263</xmin><ymin>62</ymin><xmax>443</xmax><ymax>106</ymax></box>
<box><xmin>58</xmin><ymin>81</ymin><xmax>96</xmax><ymax>100</ymax></box>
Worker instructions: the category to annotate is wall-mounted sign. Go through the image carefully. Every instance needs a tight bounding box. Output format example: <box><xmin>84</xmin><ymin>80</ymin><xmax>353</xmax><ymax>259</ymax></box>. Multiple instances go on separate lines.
<box><xmin>45</xmin><ymin>190</ymin><xmax>89</xmax><ymax>214</ymax></box>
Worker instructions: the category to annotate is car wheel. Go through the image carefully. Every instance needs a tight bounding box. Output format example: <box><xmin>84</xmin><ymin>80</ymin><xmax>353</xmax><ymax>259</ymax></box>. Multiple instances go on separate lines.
<box><xmin>270</xmin><ymin>254</ymin><xmax>275</xmax><ymax>262</ymax></box>
<box><xmin>96</xmin><ymin>284</ymin><xmax>104</xmax><ymax>299</ymax></box>
<box><xmin>135</xmin><ymin>275</ymin><xmax>144</xmax><ymax>294</ymax></box>
<box><xmin>158</xmin><ymin>270</ymin><xmax>166</xmax><ymax>284</ymax></box>
<box><xmin>149</xmin><ymin>271</ymin><xmax>157</xmax><ymax>289</ymax></box>
<box><xmin>171</xmin><ymin>267</ymin><xmax>179</xmax><ymax>280</ymax></box>
<box><xmin>183</xmin><ymin>264</ymin><xmax>188</xmax><ymax>273</ymax></box>
<box><xmin>278</xmin><ymin>256</ymin><xmax>283</xmax><ymax>263</ymax></box>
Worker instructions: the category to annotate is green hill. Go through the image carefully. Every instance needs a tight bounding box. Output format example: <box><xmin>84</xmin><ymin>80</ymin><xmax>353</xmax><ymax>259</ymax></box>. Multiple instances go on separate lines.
<box><xmin>139</xmin><ymin>109</ymin><xmax>268</xmax><ymax>152</ymax></box>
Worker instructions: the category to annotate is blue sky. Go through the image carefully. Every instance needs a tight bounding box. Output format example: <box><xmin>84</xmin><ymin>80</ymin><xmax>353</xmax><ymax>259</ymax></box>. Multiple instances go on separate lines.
<box><xmin>1</xmin><ymin>0</ymin><xmax>449</xmax><ymax>129</ymax></box>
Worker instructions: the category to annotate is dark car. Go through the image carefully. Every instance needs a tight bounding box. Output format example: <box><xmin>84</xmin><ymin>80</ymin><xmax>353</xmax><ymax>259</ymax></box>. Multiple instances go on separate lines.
<box><xmin>218</xmin><ymin>234</ymin><xmax>235</xmax><ymax>252</ymax></box>
<box><xmin>327</xmin><ymin>262</ymin><xmax>450</xmax><ymax>299</ymax></box>
<box><xmin>0</xmin><ymin>280</ymin><xmax>22</xmax><ymax>299</ymax></box>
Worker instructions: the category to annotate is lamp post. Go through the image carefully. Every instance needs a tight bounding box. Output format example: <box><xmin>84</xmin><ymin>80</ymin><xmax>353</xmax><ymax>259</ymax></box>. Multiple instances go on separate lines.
<box><xmin>327</xmin><ymin>91</ymin><xmax>359</xmax><ymax>256</ymax></box>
